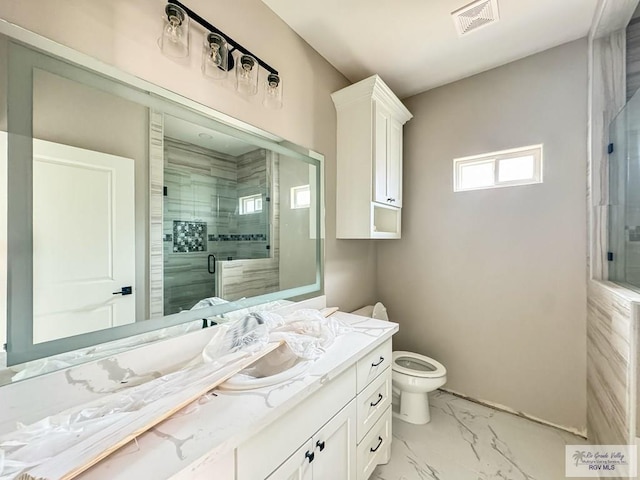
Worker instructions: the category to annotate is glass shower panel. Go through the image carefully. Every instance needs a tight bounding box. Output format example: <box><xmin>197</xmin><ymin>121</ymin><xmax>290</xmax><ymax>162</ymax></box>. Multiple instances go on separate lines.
<box><xmin>609</xmin><ymin>87</ymin><xmax>640</xmax><ymax>288</ymax></box>
<box><xmin>162</xmin><ymin>116</ymin><xmax>271</xmax><ymax>314</ymax></box>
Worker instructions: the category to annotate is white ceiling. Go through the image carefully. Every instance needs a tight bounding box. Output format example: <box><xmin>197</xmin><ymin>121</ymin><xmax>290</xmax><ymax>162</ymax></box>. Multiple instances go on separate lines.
<box><xmin>262</xmin><ymin>0</ymin><xmax>599</xmax><ymax>98</ymax></box>
<box><xmin>164</xmin><ymin>115</ymin><xmax>257</xmax><ymax>157</ymax></box>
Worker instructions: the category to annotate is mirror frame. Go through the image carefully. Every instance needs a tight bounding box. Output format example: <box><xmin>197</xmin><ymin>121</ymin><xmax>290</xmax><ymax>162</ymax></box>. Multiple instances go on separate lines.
<box><xmin>0</xmin><ymin>19</ymin><xmax>325</xmax><ymax>367</ymax></box>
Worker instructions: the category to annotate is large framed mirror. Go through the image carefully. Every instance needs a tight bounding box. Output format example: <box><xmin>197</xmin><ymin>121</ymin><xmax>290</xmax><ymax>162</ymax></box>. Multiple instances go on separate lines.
<box><xmin>0</xmin><ymin>22</ymin><xmax>324</xmax><ymax>380</ymax></box>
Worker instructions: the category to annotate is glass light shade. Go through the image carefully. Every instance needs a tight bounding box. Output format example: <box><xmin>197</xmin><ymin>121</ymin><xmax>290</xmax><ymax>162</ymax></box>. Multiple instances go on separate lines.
<box><xmin>263</xmin><ymin>73</ymin><xmax>283</xmax><ymax>109</ymax></box>
<box><xmin>202</xmin><ymin>33</ymin><xmax>229</xmax><ymax>79</ymax></box>
<box><xmin>236</xmin><ymin>54</ymin><xmax>259</xmax><ymax>96</ymax></box>
<box><xmin>160</xmin><ymin>4</ymin><xmax>189</xmax><ymax>58</ymax></box>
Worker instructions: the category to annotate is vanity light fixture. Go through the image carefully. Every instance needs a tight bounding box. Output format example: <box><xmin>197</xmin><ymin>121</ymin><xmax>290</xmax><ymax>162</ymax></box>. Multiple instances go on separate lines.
<box><xmin>202</xmin><ymin>32</ymin><xmax>232</xmax><ymax>80</ymax></box>
<box><xmin>159</xmin><ymin>4</ymin><xmax>190</xmax><ymax>58</ymax></box>
<box><xmin>160</xmin><ymin>0</ymin><xmax>283</xmax><ymax>107</ymax></box>
<box><xmin>263</xmin><ymin>73</ymin><xmax>283</xmax><ymax>109</ymax></box>
<box><xmin>236</xmin><ymin>54</ymin><xmax>259</xmax><ymax>96</ymax></box>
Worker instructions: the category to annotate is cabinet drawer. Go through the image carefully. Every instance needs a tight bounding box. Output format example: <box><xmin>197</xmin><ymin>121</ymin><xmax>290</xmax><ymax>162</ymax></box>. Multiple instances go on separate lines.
<box><xmin>356</xmin><ymin>340</ymin><xmax>392</xmax><ymax>392</ymax></box>
<box><xmin>237</xmin><ymin>366</ymin><xmax>356</xmax><ymax>480</ymax></box>
<box><xmin>357</xmin><ymin>406</ymin><xmax>391</xmax><ymax>480</ymax></box>
<box><xmin>357</xmin><ymin>367</ymin><xmax>391</xmax><ymax>443</ymax></box>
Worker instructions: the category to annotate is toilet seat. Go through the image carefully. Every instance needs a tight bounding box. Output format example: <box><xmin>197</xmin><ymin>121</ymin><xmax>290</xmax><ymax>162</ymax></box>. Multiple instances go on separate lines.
<box><xmin>392</xmin><ymin>351</ymin><xmax>446</xmax><ymax>378</ymax></box>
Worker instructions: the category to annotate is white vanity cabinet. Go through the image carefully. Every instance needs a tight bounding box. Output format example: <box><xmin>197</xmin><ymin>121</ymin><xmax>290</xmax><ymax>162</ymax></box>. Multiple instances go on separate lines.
<box><xmin>331</xmin><ymin>75</ymin><xmax>412</xmax><ymax>239</ymax></box>
<box><xmin>235</xmin><ymin>338</ymin><xmax>393</xmax><ymax>480</ymax></box>
<box><xmin>267</xmin><ymin>401</ymin><xmax>357</xmax><ymax>480</ymax></box>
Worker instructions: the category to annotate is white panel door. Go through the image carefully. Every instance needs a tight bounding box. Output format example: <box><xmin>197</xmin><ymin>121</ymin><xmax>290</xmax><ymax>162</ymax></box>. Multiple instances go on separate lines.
<box><xmin>32</xmin><ymin>139</ymin><xmax>136</xmax><ymax>343</ymax></box>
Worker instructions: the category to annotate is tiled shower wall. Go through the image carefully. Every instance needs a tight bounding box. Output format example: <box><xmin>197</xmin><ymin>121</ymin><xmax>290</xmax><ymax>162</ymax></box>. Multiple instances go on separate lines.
<box><xmin>163</xmin><ymin>138</ymin><xmax>238</xmax><ymax>314</ymax></box>
<box><xmin>217</xmin><ymin>151</ymin><xmax>281</xmax><ymax>301</ymax></box>
<box><xmin>236</xmin><ymin>148</ymin><xmax>271</xmax><ymax>260</ymax></box>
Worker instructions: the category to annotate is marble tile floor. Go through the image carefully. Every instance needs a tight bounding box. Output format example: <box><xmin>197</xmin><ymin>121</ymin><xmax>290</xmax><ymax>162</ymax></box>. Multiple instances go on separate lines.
<box><xmin>372</xmin><ymin>390</ymin><xmax>588</xmax><ymax>480</ymax></box>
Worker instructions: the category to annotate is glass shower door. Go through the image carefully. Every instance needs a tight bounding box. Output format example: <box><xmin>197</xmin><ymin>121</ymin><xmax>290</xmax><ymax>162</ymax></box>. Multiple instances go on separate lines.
<box><xmin>608</xmin><ymin>88</ymin><xmax>640</xmax><ymax>288</ymax></box>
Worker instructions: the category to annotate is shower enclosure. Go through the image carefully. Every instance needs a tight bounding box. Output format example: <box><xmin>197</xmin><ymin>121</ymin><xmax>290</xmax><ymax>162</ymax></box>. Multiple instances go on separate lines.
<box><xmin>609</xmin><ymin>89</ymin><xmax>640</xmax><ymax>288</ymax></box>
<box><xmin>162</xmin><ymin>130</ymin><xmax>271</xmax><ymax>315</ymax></box>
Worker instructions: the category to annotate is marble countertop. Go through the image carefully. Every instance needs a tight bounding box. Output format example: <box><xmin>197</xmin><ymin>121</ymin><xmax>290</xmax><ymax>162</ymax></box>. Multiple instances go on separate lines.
<box><xmin>78</xmin><ymin>312</ymin><xmax>398</xmax><ymax>479</ymax></box>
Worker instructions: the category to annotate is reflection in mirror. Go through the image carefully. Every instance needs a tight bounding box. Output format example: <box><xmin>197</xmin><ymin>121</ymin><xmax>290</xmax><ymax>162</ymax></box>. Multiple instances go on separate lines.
<box><xmin>161</xmin><ymin>115</ymin><xmax>271</xmax><ymax>314</ymax></box>
<box><xmin>0</xmin><ymin>28</ymin><xmax>323</xmax><ymax>381</ymax></box>
<box><xmin>31</xmin><ymin>68</ymin><xmax>147</xmax><ymax>344</ymax></box>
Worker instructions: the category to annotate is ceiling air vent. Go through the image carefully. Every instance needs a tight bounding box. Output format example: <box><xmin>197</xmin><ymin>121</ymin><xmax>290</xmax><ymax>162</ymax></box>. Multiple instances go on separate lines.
<box><xmin>452</xmin><ymin>0</ymin><xmax>500</xmax><ymax>36</ymax></box>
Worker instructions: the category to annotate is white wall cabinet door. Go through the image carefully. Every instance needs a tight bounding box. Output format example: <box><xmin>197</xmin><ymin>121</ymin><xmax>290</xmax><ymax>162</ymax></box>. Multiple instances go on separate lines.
<box><xmin>373</xmin><ymin>102</ymin><xmax>403</xmax><ymax>208</ymax></box>
<box><xmin>386</xmin><ymin>117</ymin><xmax>403</xmax><ymax>208</ymax></box>
<box><xmin>373</xmin><ymin>101</ymin><xmax>390</xmax><ymax>206</ymax></box>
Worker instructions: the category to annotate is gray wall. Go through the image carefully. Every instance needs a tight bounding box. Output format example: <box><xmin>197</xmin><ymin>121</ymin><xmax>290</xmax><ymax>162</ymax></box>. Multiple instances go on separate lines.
<box><xmin>279</xmin><ymin>155</ymin><xmax>317</xmax><ymax>290</ymax></box>
<box><xmin>376</xmin><ymin>39</ymin><xmax>588</xmax><ymax>431</ymax></box>
<box><xmin>0</xmin><ymin>0</ymin><xmax>378</xmax><ymax>312</ymax></box>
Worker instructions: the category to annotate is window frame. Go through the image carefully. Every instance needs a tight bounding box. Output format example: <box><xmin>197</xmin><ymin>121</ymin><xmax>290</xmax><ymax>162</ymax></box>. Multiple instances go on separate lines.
<box><xmin>238</xmin><ymin>193</ymin><xmax>263</xmax><ymax>215</ymax></box>
<box><xmin>290</xmin><ymin>184</ymin><xmax>311</xmax><ymax>209</ymax></box>
<box><xmin>453</xmin><ymin>144</ymin><xmax>543</xmax><ymax>192</ymax></box>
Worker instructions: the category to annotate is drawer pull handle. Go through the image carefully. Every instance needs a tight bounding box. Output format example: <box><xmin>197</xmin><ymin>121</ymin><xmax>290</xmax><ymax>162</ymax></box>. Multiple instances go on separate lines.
<box><xmin>316</xmin><ymin>440</ymin><xmax>325</xmax><ymax>451</ymax></box>
<box><xmin>371</xmin><ymin>356</ymin><xmax>384</xmax><ymax>367</ymax></box>
<box><xmin>370</xmin><ymin>393</ymin><xmax>383</xmax><ymax>407</ymax></box>
<box><xmin>370</xmin><ymin>436</ymin><xmax>383</xmax><ymax>453</ymax></box>
<box><xmin>305</xmin><ymin>451</ymin><xmax>315</xmax><ymax>463</ymax></box>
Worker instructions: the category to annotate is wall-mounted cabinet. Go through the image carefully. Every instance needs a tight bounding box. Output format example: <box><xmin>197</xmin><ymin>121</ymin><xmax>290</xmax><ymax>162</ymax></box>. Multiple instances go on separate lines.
<box><xmin>332</xmin><ymin>75</ymin><xmax>412</xmax><ymax>239</ymax></box>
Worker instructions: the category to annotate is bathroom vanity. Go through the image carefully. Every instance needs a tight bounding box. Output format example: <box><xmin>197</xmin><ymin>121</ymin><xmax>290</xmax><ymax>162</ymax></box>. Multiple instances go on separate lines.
<box><xmin>0</xmin><ymin>17</ymin><xmax>399</xmax><ymax>480</ymax></box>
<box><xmin>70</xmin><ymin>310</ymin><xmax>397</xmax><ymax>480</ymax></box>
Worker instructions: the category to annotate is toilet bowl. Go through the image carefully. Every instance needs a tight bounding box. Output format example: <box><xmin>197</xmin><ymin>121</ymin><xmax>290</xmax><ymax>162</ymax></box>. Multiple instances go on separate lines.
<box><xmin>351</xmin><ymin>302</ymin><xmax>447</xmax><ymax>425</ymax></box>
<box><xmin>392</xmin><ymin>351</ymin><xmax>446</xmax><ymax>424</ymax></box>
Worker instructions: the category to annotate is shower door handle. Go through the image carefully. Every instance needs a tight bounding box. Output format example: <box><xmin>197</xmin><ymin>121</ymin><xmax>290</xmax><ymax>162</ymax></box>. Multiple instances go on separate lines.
<box><xmin>208</xmin><ymin>254</ymin><xmax>216</xmax><ymax>274</ymax></box>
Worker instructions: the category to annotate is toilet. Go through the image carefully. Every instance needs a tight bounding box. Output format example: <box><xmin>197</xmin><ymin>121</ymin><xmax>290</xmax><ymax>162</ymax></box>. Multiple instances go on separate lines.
<box><xmin>351</xmin><ymin>302</ymin><xmax>447</xmax><ymax>425</ymax></box>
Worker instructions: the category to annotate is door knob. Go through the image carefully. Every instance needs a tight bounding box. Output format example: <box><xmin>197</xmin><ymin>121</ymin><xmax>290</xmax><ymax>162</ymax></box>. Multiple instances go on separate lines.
<box><xmin>112</xmin><ymin>286</ymin><xmax>132</xmax><ymax>296</ymax></box>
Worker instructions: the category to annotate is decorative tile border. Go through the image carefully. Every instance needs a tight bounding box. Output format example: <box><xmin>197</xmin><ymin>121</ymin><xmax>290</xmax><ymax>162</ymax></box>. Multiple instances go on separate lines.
<box><xmin>209</xmin><ymin>234</ymin><xmax>267</xmax><ymax>242</ymax></box>
<box><xmin>165</xmin><ymin>233</ymin><xmax>268</xmax><ymax>243</ymax></box>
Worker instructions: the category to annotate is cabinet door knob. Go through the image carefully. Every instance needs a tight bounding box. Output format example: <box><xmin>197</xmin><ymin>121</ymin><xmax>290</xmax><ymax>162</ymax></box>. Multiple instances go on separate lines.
<box><xmin>316</xmin><ymin>440</ymin><xmax>325</xmax><ymax>451</ymax></box>
<box><xmin>305</xmin><ymin>451</ymin><xmax>315</xmax><ymax>463</ymax></box>
<box><xmin>370</xmin><ymin>436</ymin><xmax>383</xmax><ymax>453</ymax></box>
<box><xmin>370</xmin><ymin>393</ymin><xmax>383</xmax><ymax>407</ymax></box>
<box><xmin>371</xmin><ymin>356</ymin><xmax>384</xmax><ymax>367</ymax></box>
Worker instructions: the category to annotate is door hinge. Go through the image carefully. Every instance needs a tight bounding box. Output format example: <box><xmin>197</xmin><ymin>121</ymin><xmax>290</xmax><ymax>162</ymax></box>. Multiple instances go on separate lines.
<box><xmin>607</xmin><ymin>251</ymin><xmax>614</xmax><ymax>262</ymax></box>
<box><xmin>608</xmin><ymin>143</ymin><xmax>614</xmax><ymax>154</ymax></box>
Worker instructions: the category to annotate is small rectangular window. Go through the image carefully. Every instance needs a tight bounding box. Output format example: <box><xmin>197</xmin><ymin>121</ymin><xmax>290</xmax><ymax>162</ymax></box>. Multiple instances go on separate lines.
<box><xmin>291</xmin><ymin>184</ymin><xmax>311</xmax><ymax>209</ymax></box>
<box><xmin>453</xmin><ymin>145</ymin><xmax>543</xmax><ymax>192</ymax></box>
<box><xmin>239</xmin><ymin>193</ymin><xmax>263</xmax><ymax>215</ymax></box>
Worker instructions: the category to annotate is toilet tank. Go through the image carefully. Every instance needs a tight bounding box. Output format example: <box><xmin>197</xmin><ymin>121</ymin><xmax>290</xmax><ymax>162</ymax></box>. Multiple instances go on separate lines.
<box><xmin>351</xmin><ymin>302</ymin><xmax>389</xmax><ymax>321</ymax></box>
